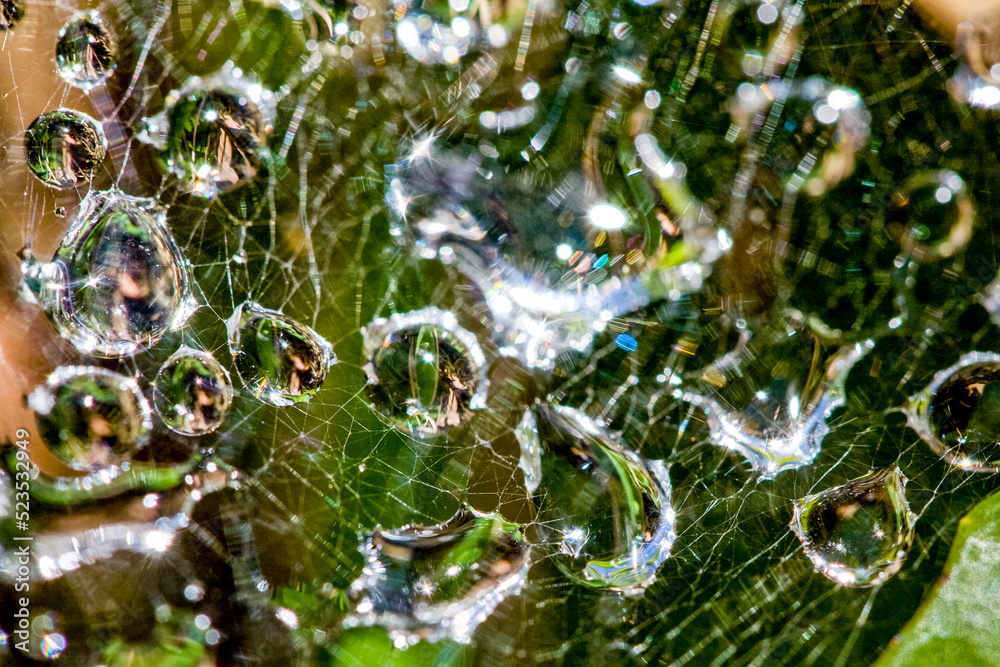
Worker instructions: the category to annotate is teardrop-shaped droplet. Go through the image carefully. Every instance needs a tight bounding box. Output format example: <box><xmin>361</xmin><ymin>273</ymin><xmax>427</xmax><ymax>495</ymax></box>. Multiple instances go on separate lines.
<box><xmin>228</xmin><ymin>302</ymin><xmax>335</xmax><ymax>406</ymax></box>
<box><xmin>25</xmin><ymin>109</ymin><xmax>107</xmax><ymax>189</ymax></box>
<box><xmin>907</xmin><ymin>352</ymin><xmax>1000</xmax><ymax>472</ymax></box>
<box><xmin>0</xmin><ymin>0</ymin><xmax>24</xmax><ymax>30</ymax></box>
<box><xmin>27</xmin><ymin>366</ymin><xmax>151</xmax><ymax>472</ymax></box>
<box><xmin>791</xmin><ymin>466</ymin><xmax>915</xmax><ymax>587</ymax></box>
<box><xmin>362</xmin><ymin>307</ymin><xmax>487</xmax><ymax>435</ymax></box>
<box><xmin>346</xmin><ymin>507</ymin><xmax>529</xmax><ymax>644</ymax></box>
<box><xmin>154</xmin><ymin>346</ymin><xmax>233</xmax><ymax>435</ymax></box>
<box><xmin>683</xmin><ymin>331</ymin><xmax>872</xmax><ymax>478</ymax></box>
<box><xmin>150</xmin><ymin>67</ymin><xmax>273</xmax><ymax>197</ymax></box>
<box><xmin>534</xmin><ymin>404</ymin><xmax>675</xmax><ymax>594</ymax></box>
<box><xmin>20</xmin><ymin>188</ymin><xmax>194</xmax><ymax>357</ymax></box>
<box><xmin>890</xmin><ymin>170</ymin><xmax>974</xmax><ymax>260</ymax></box>
<box><xmin>55</xmin><ymin>11</ymin><xmax>118</xmax><ymax>91</ymax></box>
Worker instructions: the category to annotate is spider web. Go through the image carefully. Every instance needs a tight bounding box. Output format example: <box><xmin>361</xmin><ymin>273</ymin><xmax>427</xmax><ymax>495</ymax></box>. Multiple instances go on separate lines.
<box><xmin>1</xmin><ymin>0</ymin><xmax>1000</xmax><ymax>664</ymax></box>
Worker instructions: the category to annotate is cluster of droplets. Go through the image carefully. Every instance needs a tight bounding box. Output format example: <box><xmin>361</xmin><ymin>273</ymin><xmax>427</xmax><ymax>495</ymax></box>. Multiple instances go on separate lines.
<box><xmin>11</xmin><ymin>0</ymin><xmax>1000</xmax><ymax>658</ymax></box>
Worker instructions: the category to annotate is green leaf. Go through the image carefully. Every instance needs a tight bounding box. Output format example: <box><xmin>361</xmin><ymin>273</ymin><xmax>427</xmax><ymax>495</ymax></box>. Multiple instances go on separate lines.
<box><xmin>875</xmin><ymin>491</ymin><xmax>1000</xmax><ymax>666</ymax></box>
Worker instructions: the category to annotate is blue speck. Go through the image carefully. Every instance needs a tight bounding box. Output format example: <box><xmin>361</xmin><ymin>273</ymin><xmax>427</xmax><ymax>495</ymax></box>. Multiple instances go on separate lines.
<box><xmin>615</xmin><ymin>333</ymin><xmax>638</xmax><ymax>352</ymax></box>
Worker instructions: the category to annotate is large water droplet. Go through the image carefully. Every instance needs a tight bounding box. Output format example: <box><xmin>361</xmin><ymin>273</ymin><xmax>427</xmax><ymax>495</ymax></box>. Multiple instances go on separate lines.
<box><xmin>362</xmin><ymin>307</ymin><xmax>488</xmax><ymax>435</ymax></box>
<box><xmin>534</xmin><ymin>404</ymin><xmax>674</xmax><ymax>594</ymax></box>
<box><xmin>907</xmin><ymin>351</ymin><xmax>1000</xmax><ymax>472</ymax></box>
<box><xmin>791</xmin><ymin>466</ymin><xmax>915</xmax><ymax>587</ymax></box>
<box><xmin>20</xmin><ymin>188</ymin><xmax>194</xmax><ymax>357</ymax></box>
<box><xmin>681</xmin><ymin>332</ymin><xmax>872</xmax><ymax>478</ymax></box>
<box><xmin>228</xmin><ymin>302</ymin><xmax>335</xmax><ymax>406</ymax></box>
<box><xmin>147</xmin><ymin>67</ymin><xmax>273</xmax><ymax>197</ymax></box>
<box><xmin>27</xmin><ymin>366</ymin><xmax>151</xmax><ymax>472</ymax></box>
<box><xmin>386</xmin><ymin>144</ymin><xmax>693</xmax><ymax>369</ymax></box>
<box><xmin>55</xmin><ymin>11</ymin><xmax>118</xmax><ymax>91</ymax></box>
<box><xmin>0</xmin><ymin>468</ymin><xmax>227</xmax><ymax>580</ymax></box>
<box><xmin>154</xmin><ymin>346</ymin><xmax>233</xmax><ymax>435</ymax></box>
<box><xmin>0</xmin><ymin>0</ymin><xmax>24</xmax><ymax>30</ymax></box>
<box><xmin>25</xmin><ymin>109</ymin><xmax>107</xmax><ymax>189</ymax></box>
<box><xmin>890</xmin><ymin>170</ymin><xmax>974</xmax><ymax>260</ymax></box>
<box><xmin>346</xmin><ymin>507</ymin><xmax>530</xmax><ymax>644</ymax></box>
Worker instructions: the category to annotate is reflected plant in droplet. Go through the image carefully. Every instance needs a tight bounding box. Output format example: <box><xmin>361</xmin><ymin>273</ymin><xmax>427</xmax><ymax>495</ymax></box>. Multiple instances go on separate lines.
<box><xmin>228</xmin><ymin>302</ymin><xmax>335</xmax><ymax>406</ymax></box>
<box><xmin>144</xmin><ymin>65</ymin><xmax>273</xmax><ymax>197</ymax></box>
<box><xmin>362</xmin><ymin>307</ymin><xmax>488</xmax><ymax>435</ymax></box>
<box><xmin>20</xmin><ymin>188</ymin><xmax>195</xmax><ymax>357</ymax></box>
<box><xmin>55</xmin><ymin>10</ymin><xmax>118</xmax><ymax>91</ymax></box>
<box><xmin>154</xmin><ymin>346</ymin><xmax>233</xmax><ymax>435</ymax></box>
<box><xmin>345</xmin><ymin>506</ymin><xmax>530</xmax><ymax>645</ymax></box>
<box><xmin>25</xmin><ymin>108</ymin><xmax>107</xmax><ymax>189</ymax></box>
<box><xmin>906</xmin><ymin>352</ymin><xmax>1000</xmax><ymax>472</ymax></box>
<box><xmin>791</xmin><ymin>466</ymin><xmax>916</xmax><ymax>587</ymax></box>
<box><xmin>28</xmin><ymin>366</ymin><xmax>151</xmax><ymax>473</ymax></box>
<box><xmin>533</xmin><ymin>404</ymin><xmax>675</xmax><ymax>594</ymax></box>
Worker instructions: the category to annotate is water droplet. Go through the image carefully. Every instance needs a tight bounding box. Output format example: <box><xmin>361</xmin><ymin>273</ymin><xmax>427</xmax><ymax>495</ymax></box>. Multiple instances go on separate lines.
<box><xmin>228</xmin><ymin>302</ymin><xmax>335</xmax><ymax>406</ymax></box>
<box><xmin>0</xmin><ymin>470</ymin><xmax>226</xmax><ymax>581</ymax></box>
<box><xmin>514</xmin><ymin>409</ymin><xmax>542</xmax><ymax>494</ymax></box>
<box><xmin>154</xmin><ymin>346</ymin><xmax>233</xmax><ymax>435</ymax></box>
<box><xmin>890</xmin><ymin>170</ymin><xmax>974</xmax><ymax>260</ymax></box>
<box><xmin>53</xmin><ymin>206</ymin><xmax>66</xmax><ymax>218</ymax></box>
<box><xmin>682</xmin><ymin>333</ymin><xmax>872</xmax><ymax>478</ymax></box>
<box><xmin>907</xmin><ymin>352</ymin><xmax>1000</xmax><ymax>471</ymax></box>
<box><xmin>28</xmin><ymin>365</ymin><xmax>151</xmax><ymax>472</ymax></box>
<box><xmin>153</xmin><ymin>68</ymin><xmax>273</xmax><ymax>197</ymax></box>
<box><xmin>386</xmin><ymin>145</ymin><xmax>680</xmax><ymax>368</ymax></box>
<box><xmin>346</xmin><ymin>507</ymin><xmax>530</xmax><ymax>644</ymax></box>
<box><xmin>533</xmin><ymin>404</ymin><xmax>675</xmax><ymax>594</ymax></box>
<box><xmin>0</xmin><ymin>0</ymin><xmax>24</xmax><ymax>30</ymax></box>
<box><xmin>20</xmin><ymin>189</ymin><xmax>194</xmax><ymax>357</ymax></box>
<box><xmin>55</xmin><ymin>11</ymin><xmax>118</xmax><ymax>91</ymax></box>
<box><xmin>362</xmin><ymin>307</ymin><xmax>487</xmax><ymax>435</ymax></box>
<box><xmin>791</xmin><ymin>466</ymin><xmax>915</xmax><ymax>587</ymax></box>
<box><xmin>25</xmin><ymin>109</ymin><xmax>107</xmax><ymax>189</ymax></box>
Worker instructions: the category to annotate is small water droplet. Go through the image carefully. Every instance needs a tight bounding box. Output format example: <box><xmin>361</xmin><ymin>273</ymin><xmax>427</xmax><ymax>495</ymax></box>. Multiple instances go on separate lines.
<box><xmin>346</xmin><ymin>507</ymin><xmax>529</xmax><ymax>644</ymax></box>
<box><xmin>534</xmin><ymin>404</ymin><xmax>675</xmax><ymax>594</ymax></box>
<box><xmin>28</xmin><ymin>365</ymin><xmax>151</xmax><ymax>472</ymax></box>
<box><xmin>0</xmin><ymin>0</ymin><xmax>23</xmax><ymax>30</ymax></box>
<box><xmin>154</xmin><ymin>346</ymin><xmax>233</xmax><ymax>435</ymax></box>
<box><xmin>907</xmin><ymin>351</ymin><xmax>1000</xmax><ymax>471</ymax></box>
<box><xmin>228</xmin><ymin>302</ymin><xmax>335</xmax><ymax>406</ymax></box>
<box><xmin>890</xmin><ymin>170</ymin><xmax>974</xmax><ymax>260</ymax></box>
<box><xmin>55</xmin><ymin>11</ymin><xmax>118</xmax><ymax>91</ymax></box>
<box><xmin>791</xmin><ymin>466</ymin><xmax>915</xmax><ymax>587</ymax></box>
<box><xmin>514</xmin><ymin>409</ymin><xmax>542</xmax><ymax>494</ymax></box>
<box><xmin>155</xmin><ymin>68</ymin><xmax>273</xmax><ymax>197</ymax></box>
<box><xmin>53</xmin><ymin>206</ymin><xmax>66</xmax><ymax>218</ymax></box>
<box><xmin>362</xmin><ymin>307</ymin><xmax>487</xmax><ymax>435</ymax></box>
<box><xmin>25</xmin><ymin>109</ymin><xmax>107</xmax><ymax>189</ymax></box>
<box><xmin>20</xmin><ymin>188</ymin><xmax>194</xmax><ymax>357</ymax></box>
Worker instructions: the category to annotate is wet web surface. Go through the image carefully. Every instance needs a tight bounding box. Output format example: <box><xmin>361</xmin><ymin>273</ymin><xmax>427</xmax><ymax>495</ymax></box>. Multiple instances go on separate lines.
<box><xmin>3</xmin><ymin>0</ymin><xmax>1000</xmax><ymax>664</ymax></box>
